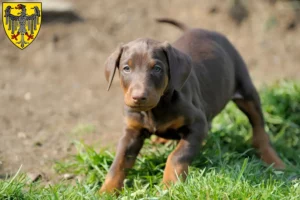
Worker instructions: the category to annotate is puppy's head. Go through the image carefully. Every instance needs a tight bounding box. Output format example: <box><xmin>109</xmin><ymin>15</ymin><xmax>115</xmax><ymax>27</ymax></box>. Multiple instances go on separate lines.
<box><xmin>105</xmin><ymin>38</ymin><xmax>192</xmax><ymax>111</ymax></box>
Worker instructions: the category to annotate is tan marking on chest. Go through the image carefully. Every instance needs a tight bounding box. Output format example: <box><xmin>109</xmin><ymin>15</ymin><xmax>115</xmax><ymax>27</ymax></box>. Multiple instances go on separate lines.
<box><xmin>125</xmin><ymin>117</ymin><xmax>143</xmax><ymax>130</ymax></box>
<box><xmin>157</xmin><ymin>116</ymin><xmax>185</xmax><ymax>132</ymax></box>
<box><xmin>125</xmin><ymin>116</ymin><xmax>185</xmax><ymax>133</ymax></box>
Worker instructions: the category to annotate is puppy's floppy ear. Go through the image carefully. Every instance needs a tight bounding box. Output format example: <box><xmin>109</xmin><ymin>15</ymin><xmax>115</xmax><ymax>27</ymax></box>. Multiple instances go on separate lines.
<box><xmin>104</xmin><ymin>44</ymin><xmax>123</xmax><ymax>91</ymax></box>
<box><xmin>162</xmin><ymin>42</ymin><xmax>192</xmax><ymax>91</ymax></box>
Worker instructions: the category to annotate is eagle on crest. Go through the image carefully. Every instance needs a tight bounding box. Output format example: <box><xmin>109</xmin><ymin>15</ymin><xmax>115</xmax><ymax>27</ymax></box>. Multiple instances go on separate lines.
<box><xmin>4</xmin><ymin>4</ymin><xmax>41</xmax><ymax>48</ymax></box>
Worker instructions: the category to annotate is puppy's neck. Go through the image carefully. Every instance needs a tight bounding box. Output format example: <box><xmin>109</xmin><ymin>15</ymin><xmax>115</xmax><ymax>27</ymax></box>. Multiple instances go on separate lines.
<box><xmin>151</xmin><ymin>89</ymin><xmax>178</xmax><ymax>113</ymax></box>
<box><xmin>160</xmin><ymin>83</ymin><xmax>177</xmax><ymax>102</ymax></box>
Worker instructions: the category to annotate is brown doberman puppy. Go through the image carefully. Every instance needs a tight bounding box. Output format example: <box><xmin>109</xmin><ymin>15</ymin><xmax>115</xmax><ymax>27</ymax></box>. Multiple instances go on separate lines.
<box><xmin>100</xmin><ymin>18</ymin><xmax>285</xmax><ymax>193</ymax></box>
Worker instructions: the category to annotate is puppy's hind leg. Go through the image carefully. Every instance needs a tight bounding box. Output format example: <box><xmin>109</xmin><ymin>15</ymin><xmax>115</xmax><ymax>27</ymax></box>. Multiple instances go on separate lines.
<box><xmin>227</xmin><ymin>38</ymin><xmax>285</xmax><ymax>169</ymax></box>
<box><xmin>233</xmin><ymin>85</ymin><xmax>285</xmax><ymax>169</ymax></box>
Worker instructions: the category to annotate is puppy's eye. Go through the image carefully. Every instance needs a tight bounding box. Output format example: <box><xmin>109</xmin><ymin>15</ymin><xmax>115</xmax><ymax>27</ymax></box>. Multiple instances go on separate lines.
<box><xmin>153</xmin><ymin>65</ymin><xmax>162</xmax><ymax>73</ymax></box>
<box><xmin>123</xmin><ymin>65</ymin><xmax>131</xmax><ymax>73</ymax></box>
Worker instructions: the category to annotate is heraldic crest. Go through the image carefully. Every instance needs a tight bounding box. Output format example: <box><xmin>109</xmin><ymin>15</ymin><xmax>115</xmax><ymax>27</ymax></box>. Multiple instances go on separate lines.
<box><xmin>2</xmin><ymin>2</ymin><xmax>42</xmax><ymax>49</ymax></box>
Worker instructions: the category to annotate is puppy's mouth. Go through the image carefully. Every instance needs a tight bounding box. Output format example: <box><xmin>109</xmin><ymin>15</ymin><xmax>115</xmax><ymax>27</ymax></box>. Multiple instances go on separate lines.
<box><xmin>128</xmin><ymin>105</ymin><xmax>155</xmax><ymax>111</ymax></box>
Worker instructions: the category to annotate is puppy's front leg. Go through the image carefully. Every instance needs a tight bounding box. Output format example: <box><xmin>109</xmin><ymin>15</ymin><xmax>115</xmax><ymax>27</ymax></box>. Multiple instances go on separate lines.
<box><xmin>100</xmin><ymin>128</ymin><xmax>145</xmax><ymax>193</ymax></box>
<box><xmin>163</xmin><ymin>121</ymin><xmax>207</xmax><ymax>185</ymax></box>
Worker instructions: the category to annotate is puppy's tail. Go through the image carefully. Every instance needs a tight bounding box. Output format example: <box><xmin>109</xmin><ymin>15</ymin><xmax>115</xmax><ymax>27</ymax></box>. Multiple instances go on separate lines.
<box><xmin>155</xmin><ymin>18</ymin><xmax>189</xmax><ymax>32</ymax></box>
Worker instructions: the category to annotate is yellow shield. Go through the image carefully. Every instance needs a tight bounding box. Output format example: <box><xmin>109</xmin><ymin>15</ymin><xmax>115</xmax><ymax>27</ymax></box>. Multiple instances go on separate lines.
<box><xmin>2</xmin><ymin>2</ymin><xmax>42</xmax><ymax>50</ymax></box>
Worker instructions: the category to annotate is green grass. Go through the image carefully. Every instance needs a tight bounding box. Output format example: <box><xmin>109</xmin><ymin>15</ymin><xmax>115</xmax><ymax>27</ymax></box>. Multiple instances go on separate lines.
<box><xmin>1</xmin><ymin>80</ymin><xmax>300</xmax><ymax>199</ymax></box>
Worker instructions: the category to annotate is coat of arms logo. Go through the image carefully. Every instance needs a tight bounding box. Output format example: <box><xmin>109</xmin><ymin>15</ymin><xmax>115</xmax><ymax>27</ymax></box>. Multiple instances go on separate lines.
<box><xmin>2</xmin><ymin>2</ymin><xmax>42</xmax><ymax>49</ymax></box>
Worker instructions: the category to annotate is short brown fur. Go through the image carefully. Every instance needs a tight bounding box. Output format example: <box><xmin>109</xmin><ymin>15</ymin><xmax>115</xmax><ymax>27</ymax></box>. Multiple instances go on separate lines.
<box><xmin>101</xmin><ymin>18</ymin><xmax>285</xmax><ymax>193</ymax></box>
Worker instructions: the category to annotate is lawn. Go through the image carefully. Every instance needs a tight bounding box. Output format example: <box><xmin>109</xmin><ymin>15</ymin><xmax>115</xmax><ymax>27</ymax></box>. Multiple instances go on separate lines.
<box><xmin>1</xmin><ymin>81</ymin><xmax>300</xmax><ymax>199</ymax></box>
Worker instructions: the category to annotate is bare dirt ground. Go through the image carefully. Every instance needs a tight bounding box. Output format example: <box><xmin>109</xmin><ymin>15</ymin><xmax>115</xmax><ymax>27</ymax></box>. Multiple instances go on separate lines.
<box><xmin>0</xmin><ymin>0</ymin><xmax>299</xmax><ymax>181</ymax></box>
